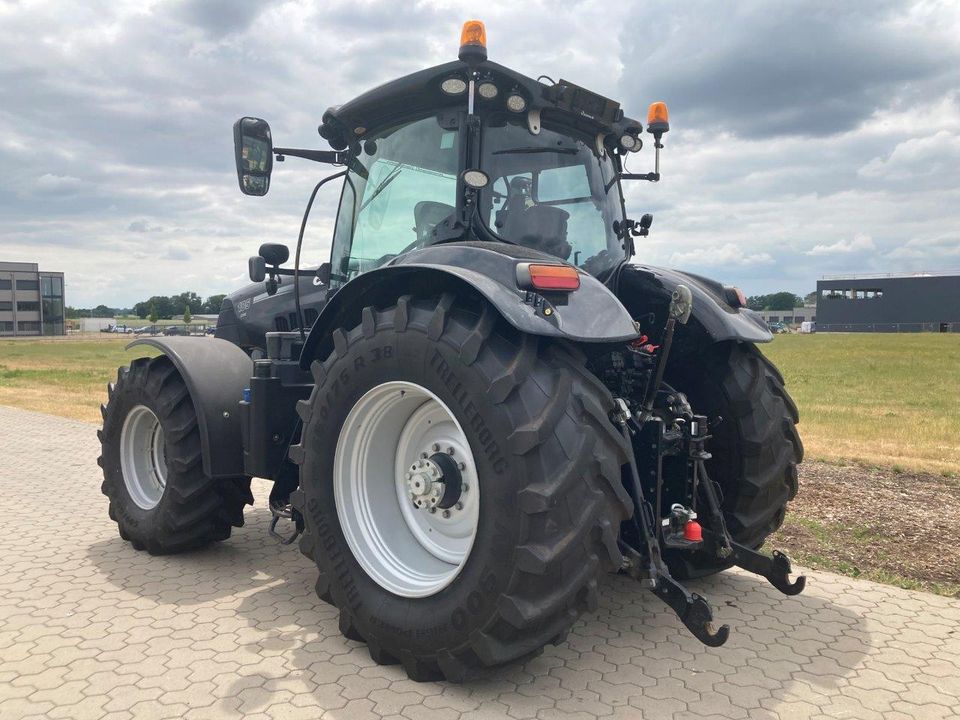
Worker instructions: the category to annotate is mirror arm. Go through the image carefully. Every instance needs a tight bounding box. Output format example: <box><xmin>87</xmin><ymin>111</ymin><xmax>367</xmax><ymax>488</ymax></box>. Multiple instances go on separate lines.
<box><xmin>606</xmin><ymin>172</ymin><xmax>660</xmax><ymax>192</ymax></box>
<box><xmin>267</xmin><ymin>266</ymin><xmax>328</xmax><ymax>277</ymax></box>
<box><xmin>273</xmin><ymin>147</ymin><xmax>345</xmax><ymax>164</ymax></box>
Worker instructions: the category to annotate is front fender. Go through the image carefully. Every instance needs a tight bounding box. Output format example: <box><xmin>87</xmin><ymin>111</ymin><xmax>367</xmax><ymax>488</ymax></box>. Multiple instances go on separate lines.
<box><xmin>300</xmin><ymin>244</ymin><xmax>639</xmax><ymax>368</ymax></box>
<box><xmin>619</xmin><ymin>264</ymin><xmax>773</xmax><ymax>343</ymax></box>
<box><xmin>127</xmin><ymin>337</ymin><xmax>252</xmax><ymax>478</ymax></box>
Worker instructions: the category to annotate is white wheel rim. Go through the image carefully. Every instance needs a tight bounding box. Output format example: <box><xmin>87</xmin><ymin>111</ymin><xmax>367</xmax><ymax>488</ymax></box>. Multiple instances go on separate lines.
<box><xmin>120</xmin><ymin>405</ymin><xmax>167</xmax><ymax>510</ymax></box>
<box><xmin>334</xmin><ymin>381</ymin><xmax>480</xmax><ymax>598</ymax></box>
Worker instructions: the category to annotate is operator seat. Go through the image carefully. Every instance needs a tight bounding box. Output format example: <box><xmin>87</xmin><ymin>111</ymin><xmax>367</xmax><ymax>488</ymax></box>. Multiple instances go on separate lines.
<box><xmin>503</xmin><ymin>204</ymin><xmax>572</xmax><ymax>261</ymax></box>
<box><xmin>414</xmin><ymin>201</ymin><xmax>455</xmax><ymax>246</ymax></box>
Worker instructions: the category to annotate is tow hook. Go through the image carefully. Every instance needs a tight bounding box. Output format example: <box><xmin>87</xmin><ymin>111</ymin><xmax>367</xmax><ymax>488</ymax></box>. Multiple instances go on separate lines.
<box><xmin>268</xmin><ymin>482</ymin><xmax>303</xmax><ymax>546</ymax></box>
<box><xmin>661</xmin><ymin>504</ymin><xmax>703</xmax><ymax>549</ymax></box>
<box><xmin>268</xmin><ymin>500</ymin><xmax>302</xmax><ymax>545</ymax></box>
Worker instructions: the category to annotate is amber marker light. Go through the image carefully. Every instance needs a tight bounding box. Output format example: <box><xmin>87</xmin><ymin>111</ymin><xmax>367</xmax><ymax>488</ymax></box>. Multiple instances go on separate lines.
<box><xmin>517</xmin><ymin>263</ymin><xmax>581</xmax><ymax>292</ymax></box>
<box><xmin>459</xmin><ymin>20</ymin><xmax>488</xmax><ymax>63</ymax></box>
<box><xmin>647</xmin><ymin>101</ymin><xmax>670</xmax><ymax>135</ymax></box>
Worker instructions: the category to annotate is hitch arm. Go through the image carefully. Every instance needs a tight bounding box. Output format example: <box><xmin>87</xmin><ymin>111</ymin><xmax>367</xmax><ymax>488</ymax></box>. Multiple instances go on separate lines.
<box><xmin>653</xmin><ymin>574</ymin><xmax>731</xmax><ymax>647</ymax></box>
<box><xmin>731</xmin><ymin>544</ymin><xmax>806</xmax><ymax>596</ymax></box>
<box><xmin>615</xmin><ymin>419</ymin><xmax>730</xmax><ymax>647</ymax></box>
<box><xmin>698</xmin><ymin>460</ymin><xmax>806</xmax><ymax>596</ymax></box>
<box><xmin>618</xmin><ymin>541</ymin><xmax>730</xmax><ymax>647</ymax></box>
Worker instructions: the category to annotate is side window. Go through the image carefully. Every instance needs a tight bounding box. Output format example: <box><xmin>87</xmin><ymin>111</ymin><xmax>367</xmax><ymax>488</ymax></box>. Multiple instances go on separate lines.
<box><xmin>537</xmin><ymin>165</ymin><xmax>606</xmax><ymax>264</ymax></box>
<box><xmin>537</xmin><ymin>165</ymin><xmax>590</xmax><ymax>202</ymax></box>
<box><xmin>351</xmin><ymin>162</ymin><xmax>455</xmax><ymax>271</ymax></box>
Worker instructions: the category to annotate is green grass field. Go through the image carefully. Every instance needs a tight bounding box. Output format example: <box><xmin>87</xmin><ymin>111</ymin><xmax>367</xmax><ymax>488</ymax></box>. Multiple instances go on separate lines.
<box><xmin>0</xmin><ymin>337</ymin><xmax>158</xmax><ymax>421</ymax></box>
<box><xmin>1</xmin><ymin>332</ymin><xmax>958</xmax><ymax>473</ymax></box>
<box><xmin>761</xmin><ymin>333</ymin><xmax>960</xmax><ymax>474</ymax></box>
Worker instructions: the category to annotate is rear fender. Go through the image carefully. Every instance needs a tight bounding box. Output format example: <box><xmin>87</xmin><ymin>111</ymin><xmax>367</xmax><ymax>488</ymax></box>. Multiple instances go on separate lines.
<box><xmin>619</xmin><ymin>264</ymin><xmax>773</xmax><ymax>344</ymax></box>
<box><xmin>127</xmin><ymin>337</ymin><xmax>252</xmax><ymax>478</ymax></box>
<box><xmin>299</xmin><ymin>244</ymin><xmax>639</xmax><ymax>368</ymax></box>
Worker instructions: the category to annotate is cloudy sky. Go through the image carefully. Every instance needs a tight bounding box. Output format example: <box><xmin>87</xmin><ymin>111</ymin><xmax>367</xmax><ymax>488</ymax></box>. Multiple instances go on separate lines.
<box><xmin>2</xmin><ymin>0</ymin><xmax>958</xmax><ymax>307</ymax></box>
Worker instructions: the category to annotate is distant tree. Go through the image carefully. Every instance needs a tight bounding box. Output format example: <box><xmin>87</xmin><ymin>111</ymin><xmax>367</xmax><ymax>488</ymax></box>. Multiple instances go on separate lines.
<box><xmin>172</xmin><ymin>291</ymin><xmax>202</xmax><ymax>315</ymax></box>
<box><xmin>149</xmin><ymin>304</ymin><xmax>159</xmax><ymax>324</ymax></box>
<box><xmin>804</xmin><ymin>291</ymin><xmax>818</xmax><ymax>305</ymax></box>
<box><xmin>183</xmin><ymin>306</ymin><xmax>192</xmax><ymax>324</ymax></box>
<box><xmin>93</xmin><ymin>304</ymin><xmax>113</xmax><ymax>318</ymax></box>
<box><xmin>201</xmin><ymin>294</ymin><xmax>226</xmax><ymax>314</ymax></box>
<box><xmin>65</xmin><ymin>306</ymin><xmax>79</xmax><ymax>319</ymax></box>
<box><xmin>764</xmin><ymin>292</ymin><xmax>804</xmax><ymax>310</ymax></box>
<box><xmin>745</xmin><ymin>292</ymin><xmax>804</xmax><ymax>311</ymax></box>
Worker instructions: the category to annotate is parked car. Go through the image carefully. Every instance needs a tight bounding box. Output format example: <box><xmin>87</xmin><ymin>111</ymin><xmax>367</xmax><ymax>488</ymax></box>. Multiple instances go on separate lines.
<box><xmin>767</xmin><ymin>321</ymin><xmax>788</xmax><ymax>334</ymax></box>
<box><xmin>162</xmin><ymin>325</ymin><xmax>184</xmax><ymax>336</ymax></box>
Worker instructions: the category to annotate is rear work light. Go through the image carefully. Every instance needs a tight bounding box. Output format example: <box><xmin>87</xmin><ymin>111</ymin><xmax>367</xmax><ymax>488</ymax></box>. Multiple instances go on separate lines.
<box><xmin>517</xmin><ymin>263</ymin><xmax>581</xmax><ymax>291</ymax></box>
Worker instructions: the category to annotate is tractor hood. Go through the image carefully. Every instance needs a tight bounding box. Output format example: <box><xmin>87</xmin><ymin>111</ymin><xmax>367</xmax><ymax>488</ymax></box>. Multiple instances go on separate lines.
<box><xmin>319</xmin><ymin>59</ymin><xmax>643</xmax><ymax>153</ymax></box>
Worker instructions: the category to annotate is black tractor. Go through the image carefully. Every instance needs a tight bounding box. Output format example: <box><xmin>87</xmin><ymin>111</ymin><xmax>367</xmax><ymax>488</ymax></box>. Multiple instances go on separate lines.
<box><xmin>98</xmin><ymin>21</ymin><xmax>804</xmax><ymax>681</ymax></box>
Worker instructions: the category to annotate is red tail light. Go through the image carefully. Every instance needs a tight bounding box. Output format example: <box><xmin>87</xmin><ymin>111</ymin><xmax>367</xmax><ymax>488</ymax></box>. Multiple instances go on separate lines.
<box><xmin>518</xmin><ymin>263</ymin><xmax>581</xmax><ymax>291</ymax></box>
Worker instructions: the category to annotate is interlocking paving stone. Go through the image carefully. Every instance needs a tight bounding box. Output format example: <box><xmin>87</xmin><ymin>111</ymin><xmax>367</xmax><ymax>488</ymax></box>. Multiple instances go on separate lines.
<box><xmin>1</xmin><ymin>403</ymin><xmax>959</xmax><ymax>719</ymax></box>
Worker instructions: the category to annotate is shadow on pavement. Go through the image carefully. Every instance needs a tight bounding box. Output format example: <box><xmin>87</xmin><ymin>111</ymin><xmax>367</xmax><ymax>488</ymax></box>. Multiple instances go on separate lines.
<box><xmin>88</xmin><ymin>499</ymin><xmax>870</xmax><ymax>717</ymax></box>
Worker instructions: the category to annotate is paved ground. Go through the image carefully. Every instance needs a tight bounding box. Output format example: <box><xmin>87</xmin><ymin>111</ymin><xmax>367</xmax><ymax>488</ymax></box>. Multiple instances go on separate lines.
<box><xmin>1</xmin><ymin>404</ymin><xmax>959</xmax><ymax>720</ymax></box>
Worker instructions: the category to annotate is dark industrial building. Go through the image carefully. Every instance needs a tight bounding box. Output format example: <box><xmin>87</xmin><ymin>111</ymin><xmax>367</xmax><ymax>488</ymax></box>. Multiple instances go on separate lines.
<box><xmin>816</xmin><ymin>272</ymin><xmax>960</xmax><ymax>332</ymax></box>
<box><xmin>0</xmin><ymin>261</ymin><xmax>66</xmax><ymax>337</ymax></box>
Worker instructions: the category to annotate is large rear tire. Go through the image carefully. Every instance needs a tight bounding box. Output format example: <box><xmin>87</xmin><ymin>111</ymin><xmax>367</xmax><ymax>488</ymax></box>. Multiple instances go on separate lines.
<box><xmin>291</xmin><ymin>294</ymin><xmax>633</xmax><ymax>681</ymax></box>
<box><xmin>665</xmin><ymin>341</ymin><xmax>803</xmax><ymax>578</ymax></box>
<box><xmin>98</xmin><ymin>356</ymin><xmax>253</xmax><ymax>554</ymax></box>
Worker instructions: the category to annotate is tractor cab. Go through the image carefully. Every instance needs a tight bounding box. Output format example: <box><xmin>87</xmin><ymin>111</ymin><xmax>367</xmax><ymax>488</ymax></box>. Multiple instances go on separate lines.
<box><xmin>234</xmin><ymin>20</ymin><xmax>667</xmax><ymax>288</ymax></box>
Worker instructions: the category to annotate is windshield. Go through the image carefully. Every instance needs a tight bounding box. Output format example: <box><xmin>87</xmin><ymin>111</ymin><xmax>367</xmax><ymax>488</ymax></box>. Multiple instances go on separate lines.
<box><xmin>330</xmin><ymin>115</ymin><xmax>459</xmax><ymax>287</ymax></box>
<box><xmin>479</xmin><ymin>114</ymin><xmax>625</xmax><ymax>276</ymax></box>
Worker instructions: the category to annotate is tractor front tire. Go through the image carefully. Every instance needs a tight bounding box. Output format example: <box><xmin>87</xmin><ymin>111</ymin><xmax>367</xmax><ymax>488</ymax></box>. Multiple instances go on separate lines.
<box><xmin>98</xmin><ymin>356</ymin><xmax>252</xmax><ymax>554</ymax></box>
<box><xmin>665</xmin><ymin>341</ymin><xmax>803</xmax><ymax>578</ymax></box>
<box><xmin>291</xmin><ymin>294</ymin><xmax>633</xmax><ymax>681</ymax></box>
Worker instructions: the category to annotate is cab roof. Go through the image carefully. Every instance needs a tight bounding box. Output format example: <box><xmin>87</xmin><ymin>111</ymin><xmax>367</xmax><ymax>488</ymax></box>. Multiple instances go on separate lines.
<box><xmin>319</xmin><ymin>59</ymin><xmax>642</xmax><ymax>152</ymax></box>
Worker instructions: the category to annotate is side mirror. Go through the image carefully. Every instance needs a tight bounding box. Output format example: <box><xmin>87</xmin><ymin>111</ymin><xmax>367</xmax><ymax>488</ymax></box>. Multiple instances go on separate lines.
<box><xmin>233</xmin><ymin>117</ymin><xmax>273</xmax><ymax>196</ymax></box>
<box><xmin>258</xmin><ymin>243</ymin><xmax>289</xmax><ymax>266</ymax></box>
<box><xmin>249</xmin><ymin>256</ymin><xmax>266</xmax><ymax>283</ymax></box>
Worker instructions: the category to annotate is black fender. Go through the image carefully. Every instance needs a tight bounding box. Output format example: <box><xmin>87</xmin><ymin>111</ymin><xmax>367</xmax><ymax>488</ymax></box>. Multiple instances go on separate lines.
<box><xmin>127</xmin><ymin>337</ymin><xmax>253</xmax><ymax>478</ymax></box>
<box><xmin>299</xmin><ymin>243</ymin><xmax>639</xmax><ymax>368</ymax></box>
<box><xmin>618</xmin><ymin>264</ymin><xmax>773</xmax><ymax>343</ymax></box>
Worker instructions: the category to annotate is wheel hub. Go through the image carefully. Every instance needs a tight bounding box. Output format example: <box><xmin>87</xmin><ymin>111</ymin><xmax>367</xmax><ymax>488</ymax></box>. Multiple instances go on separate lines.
<box><xmin>406</xmin><ymin>458</ymin><xmax>444</xmax><ymax>509</ymax></box>
<box><xmin>405</xmin><ymin>451</ymin><xmax>466</xmax><ymax>511</ymax></box>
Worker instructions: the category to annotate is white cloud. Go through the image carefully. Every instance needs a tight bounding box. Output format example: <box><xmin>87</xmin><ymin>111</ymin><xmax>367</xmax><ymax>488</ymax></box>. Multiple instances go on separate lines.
<box><xmin>859</xmin><ymin>130</ymin><xmax>960</xmax><ymax>183</ymax></box>
<box><xmin>807</xmin><ymin>234</ymin><xmax>876</xmax><ymax>256</ymax></box>
<box><xmin>32</xmin><ymin>173</ymin><xmax>83</xmax><ymax>194</ymax></box>
<box><xmin>670</xmin><ymin>243</ymin><xmax>774</xmax><ymax>267</ymax></box>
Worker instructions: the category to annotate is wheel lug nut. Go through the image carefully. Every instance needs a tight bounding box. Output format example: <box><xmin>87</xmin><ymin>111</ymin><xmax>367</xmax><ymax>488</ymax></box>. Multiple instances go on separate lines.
<box><xmin>432</xmin><ymin>443</ymin><xmax>440</xmax><ymax>452</ymax></box>
<box><xmin>420</xmin><ymin>452</ymin><xmax>428</xmax><ymax>459</ymax></box>
<box><xmin>455</xmin><ymin>502</ymin><xmax>463</xmax><ymax>510</ymax></box>
<box><xmin>446</xmin><ymin>446</ymin><xmax>455</xmax><ymax>455</ymax></box>
<box><xmin>461</xmin><ymin>483</ymin><xmax>468</xmax><ymax>493</ymax></box>
<box><xmin>429</xmin><ymin>507</ymin><xmax>437</xmax><ymax>514</ymax></box>
<box><xmin>458</xmin><ymin>462</ymin><xmax>466</xmax><ymax>471</ymax></box>
<box><xmin>442</xmin><ymin>510</ymin><xmax>451</xmax><ymax>518</ymax></box>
